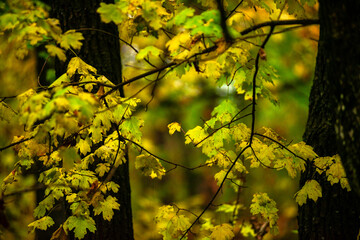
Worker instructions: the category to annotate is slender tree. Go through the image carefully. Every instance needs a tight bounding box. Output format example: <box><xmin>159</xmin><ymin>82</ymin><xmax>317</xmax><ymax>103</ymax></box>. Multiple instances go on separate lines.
<box><xmin>299</xmin><ymin>0</ymin><xmax>360</xmax><ymax>239</ymax></box>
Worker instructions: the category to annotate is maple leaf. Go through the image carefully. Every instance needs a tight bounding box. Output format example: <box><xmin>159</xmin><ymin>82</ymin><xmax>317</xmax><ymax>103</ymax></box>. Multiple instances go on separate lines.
<box><xmin>295</xmin><ymin>180</ymin><xmax>322</xmax><ymax>206</ymax></box>
<box><xmin>250</xmin><ymin>193</ymin><xmax>279</xmax><ymax>230</ymax></box>
<box><xmin>168</xmin><ymin>122</ymin><xmax>182</xmax><ymax>135</ymax></box>
<box><xmin>64</xmin><ymin>216</ymin><xmax>96</xmax><ymax>239</ymax></box>
<box><xmin>93</xmin><ymin>195</ymin><xmax>120</xmax><ymax>221</ymax></box>
<box><xmin>135</xmin><ymin>154</ymin><xmax>165</xmax><ymax>179</ymax></box>
<box><xmin>45</xmin><ymin>44</ymin><xmax>66</xmax><ymax>61</ymax></box>
<box><xmin>97</xmin><ymin>2</ymin><xmax>128</xmax><ymax>24</ymax></box>
<box><xmin>289</xmin><ymin>141</ymin><xmax>318</xmax><ymax>160</ymax></box>
<box><xmin>210</xmin><ymin>223</ymin><xmax>235</xmax><ymax>240</ymax></box>
<box><xmin>136</xmin><ymin>46</ymin><xmax>163</xmax><ymax>61</ymax></box>
<box><xmin>120</xmin><ymin>117</ymin><xmax>144</xmax><ymax>144</ymax></box>
<box><xmin>185</xmin><ymin>126</ymin><xmax>207</xmax><ymax>145</ymax></box>
<box><xmin>95</xmin><ymin>163</ymin><xmax>110</xmax><ymax>177</ymax></box>
<box><xmin>67</xmin><ymin>57</ymin><xmax>97</xmax><ymax>78</ymax></box>
<box><xmin>59</xmin><ymin>30</ymin><xmax>84</xmax><ymax>50</ymax></box>
<box><xmin>211</xmin><ymin>99</ymin><xmax>238</xmax><ymax>124</ymax></box>
<box><xmin>77</xmin><ymin>137</ymin><xmax>92</xmax><ymax>155</ymax></box>
<box><xmin>28</xmin><ymin>216</ymin><xmax>54</xmax><ymax>232</ymax></box>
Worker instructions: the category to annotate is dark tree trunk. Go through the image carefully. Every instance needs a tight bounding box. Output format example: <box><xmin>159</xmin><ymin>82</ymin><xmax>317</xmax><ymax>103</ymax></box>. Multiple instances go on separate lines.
<box><xmin>299</xmin><ymin>1</ymin><xmax>360</xmax><ymax>239</ymax></box>
<box><xmin>43</xmin><ymin>1</ymin><xmax>134</xmax><ymax>239</ymax></box>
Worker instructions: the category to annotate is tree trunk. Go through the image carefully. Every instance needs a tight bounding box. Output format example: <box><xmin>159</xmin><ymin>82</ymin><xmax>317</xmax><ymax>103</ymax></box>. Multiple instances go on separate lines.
<box><xmin>44</xmin><ymin>1</ymin><xmax>134</xmax><ymax>239</ymax></box>
<box><xmin>299</xmin><ymin>1</ymin><xmax>360</xmax><ymax>239</ymax></box>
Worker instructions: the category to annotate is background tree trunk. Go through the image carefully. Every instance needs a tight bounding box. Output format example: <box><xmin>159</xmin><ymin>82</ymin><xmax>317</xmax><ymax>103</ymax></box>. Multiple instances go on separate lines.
<box><xmin>299</xmin><ymin>1</ymin><xmax>360</xmax><ymax>239</ymax></box>
<box><xmin>43</xmin><ymin>1</ymin><xmax>134</xmax><ymax>239</ymax></box>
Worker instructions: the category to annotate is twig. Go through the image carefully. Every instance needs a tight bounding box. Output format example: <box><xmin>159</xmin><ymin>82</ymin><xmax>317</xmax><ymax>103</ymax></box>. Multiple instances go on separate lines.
<box><xmin>0</xmin><ymin>137</ymin><xmax>34</xmax><ymax>152</ymax></box>
<box><xmin>241</xmin><ymin>19</ymin><xmax>319</xmax><ymax>35</ymax></box>
<box><xmin>225</xmin><ymin>0</ymin><xmax>245</xmax><ymax>20</ymax></box>
<box><xmin>249</xmin><ymin>25</ymin><xmax>275</xmax><ymax>143</ymax></box>
<box><xmin>121</xmin><ymin>136</ymin><xmax>209</xmax><ymax>171</ymax></box>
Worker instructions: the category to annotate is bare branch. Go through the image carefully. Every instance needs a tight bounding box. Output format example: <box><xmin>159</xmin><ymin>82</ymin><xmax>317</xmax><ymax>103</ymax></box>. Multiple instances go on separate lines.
<box><xmin>241</xmin><ymin>19</ymin><xmax>319</xmax><ymax>35</ymax></box>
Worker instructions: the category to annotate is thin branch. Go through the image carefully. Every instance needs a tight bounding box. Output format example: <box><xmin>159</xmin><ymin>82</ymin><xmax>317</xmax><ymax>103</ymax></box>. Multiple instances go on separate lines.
<box><xmin>225</xmin><ymin>0</ymin><xmax>245</xmax><ymax>20</ymax></box>
<box><xmin>3</xmin><ymin>184</ymin><xmax>45</xmax><ymax>198</ymax></box>
<box><xmin>0</xmin><ymin>137</ymin><xmax>34</xmax><ymax>152</ymax></box>
<box><xmin>121</xmin><ymin>136</ymin><xmax>209</xmax><ymax>171</ymax></box>
<box><xmin>101</xmin><ymin>62</ymin><xmax>177</xmax><ymax>98</ymax></box>
<box><xmin>249</xmin><ymin>25</ymin><xmax>275</xmax><ymax>143</ymax></box>
<box><xmin>250</xmin><ymin>146</ymin><xmax>281</xmax><ymax>169</ymax></box>
<box><xmin>254</xmin><ymin>133</ymin><xmax>306</xmax><ymax>161</ymax></box>
<box><xmin>240</xmin><ymin>19</ymin><xmax>319</xmax><ymax>35</ymax></box>
<box><xmin>194</xmin><ymin>112</ymin><xmax>252</xmax><ymax>147</ymax></box>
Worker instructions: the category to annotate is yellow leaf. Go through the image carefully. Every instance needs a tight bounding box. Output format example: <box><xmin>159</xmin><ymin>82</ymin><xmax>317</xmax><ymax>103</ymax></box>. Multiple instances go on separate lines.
<box><xmin>45</xmin><ymin>44</ymin><xmax>66</xmax><ymax>61</ymax></box>
<box><xmin>185</xmin><ymin>126</ymin><xmax>207</xmax><ymax>145</ymax></box>
<box><xmin>135</xmin><ymin>154</ymin><xmax>165</xmax><ymax>179</ymax></box>
<box><xmin>67</xmin><ymin>57</ymin><xmax>97</xmax><ymax>78</ymax></box>
<box><xmin>295</xmin><ymin>180</ymin><xmax>322</xmax><ymax>206</ymax></box>
<box><xmin>167</xmin><ymin>122</ymin><xmax>181</xmax><ymax>135</ymax></box>
<box><xmin>289</xmin><ymin>141</ymin><xmax>318</xmax><ymax>160</ymax></box>
<box><xmin>240</xmin><ymin>222</ymin><xmax>256</xmax><ymax>237</ymax></box>
<box><xmin>210</xmin><ymin>223</ymin><xmax>235</xmax><ymax>240</ymax></box>
<box><xmin>77</xmin><ymin>137</ymin><xmax>92</xmax><ymax>155</ymax></box>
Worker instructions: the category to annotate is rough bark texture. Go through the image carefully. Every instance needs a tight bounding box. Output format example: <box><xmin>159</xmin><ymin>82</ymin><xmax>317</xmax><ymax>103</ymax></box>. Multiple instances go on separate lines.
<box><xmin>299</xmin><ymin>1</ymin><xmax>360</xmax><ymax>239</ymax></box>
<box><xmin>44</xmin><ymin>1</ymin><xmax>134</xmax><ymax>239</ymax></box>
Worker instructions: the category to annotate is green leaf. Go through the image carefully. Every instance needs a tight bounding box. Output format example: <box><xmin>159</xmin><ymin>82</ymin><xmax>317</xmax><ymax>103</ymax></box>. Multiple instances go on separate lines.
<box><xmin>210</xmin><ymin>223</ymin><xmax>234</xmax><ymax>240</ymax></box>
<box><xmin>295</xmin><ymin>180</ymin><xmax>322</xmax><ymax>206</ymax></box>
<box><xmin>59</xmin><ymin>30</ymin><xmax>84</xmax><ymax>50</ymax></box>
<box><xmin>64</xmin><ymin>216</ymin><xmax>96</xmax><ymax>239</ymax></box>
<box><xmin>97</xmin><ymin>2</ymin><xmax>128</xmax><ymax>24</ymax></box>
<box><xmin>93</xmin><ymin>195</ymin><xmax>120</xmax><ymax>221</ymax></box>
<box><xmin>60</xmin><ymin>148</ymin><xmax>80</xmax><ymax>170</ymax></box>
<box><xmin>136</xmin><ymin>46</ymin><xmax>163</xmax><ymax>61</ymax></box>
<box><xmin>120</xmin><ymin>117</ymin><xmax>144</xmax><ymax>143</ymax></box>
<box><xmin>211</xmin><ymin>99</ymin><xmax>238</xmax><ymax>124</ymax></box>
<box><xmin>173</xmin><ymin>8</ymin><xmax>195</xmax><ymax>25</ymax></box>
<box><xmin>28</xmin><ymin>216</ymin><xmax>54</xmax><ymax>232</ymax></box>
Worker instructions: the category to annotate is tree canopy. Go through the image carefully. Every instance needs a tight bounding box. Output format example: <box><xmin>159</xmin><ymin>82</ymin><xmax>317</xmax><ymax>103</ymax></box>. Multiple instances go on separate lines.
<box><xmin>0</xmin><ymin>0</ymin><xmax>356</xmax><ymax>239</ymax></box>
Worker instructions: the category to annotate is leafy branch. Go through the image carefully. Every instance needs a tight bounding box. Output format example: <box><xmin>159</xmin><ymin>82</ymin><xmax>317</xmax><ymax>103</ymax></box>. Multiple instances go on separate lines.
<box><xmin>180</xmin><ymin>24</ymin><xmax>276</xmax><ymax>240</ymax></box>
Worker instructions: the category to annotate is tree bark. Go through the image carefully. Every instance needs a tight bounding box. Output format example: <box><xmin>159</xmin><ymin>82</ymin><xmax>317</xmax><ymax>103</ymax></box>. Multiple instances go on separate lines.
<box><xmin>299</xmin><ymin>1</ymin><xmax>360</xmax><ymax>239</ymax></box>
<box><xmin>44</xmin><ymin>1</ymin><xmax>134</xmax><ymax>239</ymax></box>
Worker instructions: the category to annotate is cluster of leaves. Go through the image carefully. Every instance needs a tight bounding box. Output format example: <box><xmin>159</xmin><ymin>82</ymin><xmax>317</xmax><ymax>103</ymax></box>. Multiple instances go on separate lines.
<box><xmin>1</xmin><ymin>55</ymin><xmax>146</xmax><ymax>238</ymax></box>
<box><xmin>0</xmin><ymin>0</ymin><xmax>351</xmax><ymax>239</ymax></box>
<box><xmin>0</xmin><ymin>0</ymin><xmax>83</xmax><ymax>61</ymax></box>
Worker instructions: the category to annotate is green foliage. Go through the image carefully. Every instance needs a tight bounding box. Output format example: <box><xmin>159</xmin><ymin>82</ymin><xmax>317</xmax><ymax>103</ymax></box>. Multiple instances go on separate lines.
<box><xmin>28</xmin><ymin>216</ymin><xmax>54</xmax><ymax>232</ymax></box>
<box><xmin>155</xmin><ymin>205</ymin><xmax>191</xmax><ymax>240</ymax></box>
<box><xmin>250</xmin><ymin>193</ymin><xmax>279</xmax><ymax>234</ymax></box>
<box><xmin>63</xmin><ymin>216</ymin><xmax>96</xmax><ymax>239</ymax></box>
